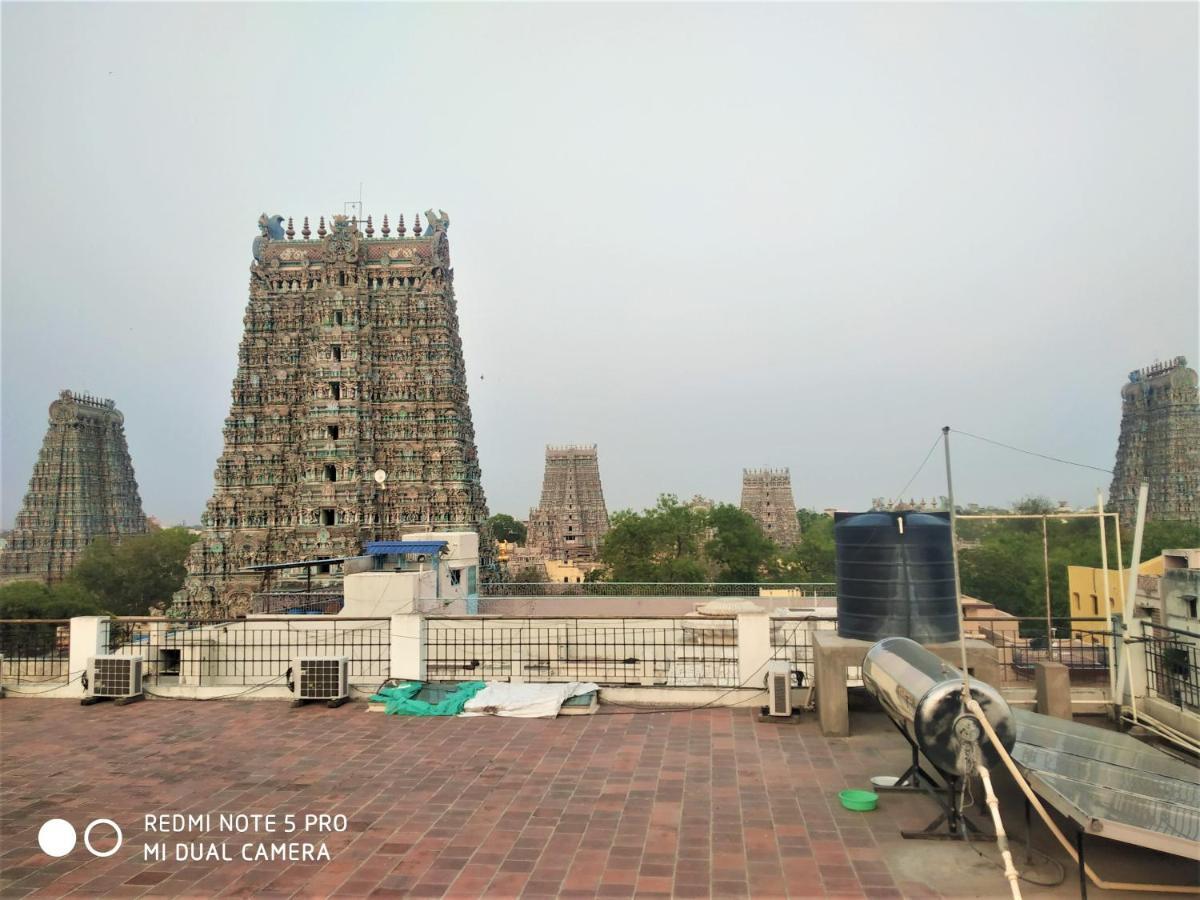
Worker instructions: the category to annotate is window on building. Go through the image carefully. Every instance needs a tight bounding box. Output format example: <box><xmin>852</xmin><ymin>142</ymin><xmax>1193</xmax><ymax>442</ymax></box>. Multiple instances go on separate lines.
<box><xmin>334</xmin><ymin>310</ymin><xmax>344</xmax><ymax>325</ymax></box>
<box><xmin>321</xmin><ymin>508</ymin><xmax>335</xmax><ymax>526</ymax></box>
<box><xmin>324</xmin><ymin>464</ymin><xmax>337</xmax><ymax>482</ymax></box>
<box><xmin>337</xmin><ymin>272</ymin><xmax>346</xmax><ymax>287</ymax></box>
<box><xmin>327</xmin><ymin>425</ymin><xmax>339</xmax><ymax>440</ymax></box>
<box><xmin>563</xmin><ymin>577</ymin><xmax>569</xmax><ymax>583</ymax></box>
<box><xmin>1090</xmin><ymin>595</ymin><xmax>1099</xmax><ymax>616</ymax></box>
<box><xmin>450</xmin><ymin>568</ymin><xmax>462</xmax><ymax>587</ymax></box>
<box><xmin>332</xmin><ymin>345</ymin><xmax>342</xmax><ymax>362</ymax></box>
<box><xmin>330</xmin><ymin>382</ymin><xmax>341</xmax><ymax>400</ymax></box>
<box><xmin>1187</xmin><ymin>595</ymin><xmax>1198</xmax><ymax>619</ymax></box>
<box><xmin>1072</xmin><ymin>592</ymin><xmax>1080</xmax><ymax>611</ymax></box>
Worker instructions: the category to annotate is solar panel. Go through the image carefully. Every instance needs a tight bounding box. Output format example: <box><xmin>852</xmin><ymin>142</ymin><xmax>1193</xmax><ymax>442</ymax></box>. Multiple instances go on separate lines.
<box><xmin>1012</xmin><ymin>709</ymin><xmax>1200</xmax><ymax>860</ymax></box>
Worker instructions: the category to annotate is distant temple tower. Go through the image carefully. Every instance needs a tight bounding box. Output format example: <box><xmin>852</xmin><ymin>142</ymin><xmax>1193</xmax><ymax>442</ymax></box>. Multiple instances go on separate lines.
<box><xmin>179</xmin><ymin>210</ymin><xmax>489</xmax><ymax>611</ymax></box>
<box><xmin>1</xmin><ymin>391</ymin><xmax>147</xmax><ymax>582</ymax></box>
<box><xmin>741</xmin><ymin>468</ymin><xmax>800</xmax><ymax>547</ymax></box>
<box><xmin>1109</xmin><ymin>357</ymin><xmax>1200</xmax><ymax>525</ymax></box>
<box><xmin>527</xmin><ymin>445</ymin><xmax>609</xmax><ymax>562</ymax></box>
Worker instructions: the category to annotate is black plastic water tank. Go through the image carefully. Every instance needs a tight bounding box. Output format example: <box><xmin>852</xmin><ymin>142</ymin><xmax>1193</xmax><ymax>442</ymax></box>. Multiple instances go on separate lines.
<box><xmin>834</xmin><ymin>510</ymin><xmax>960</xmax><ymax>643</ymax></box>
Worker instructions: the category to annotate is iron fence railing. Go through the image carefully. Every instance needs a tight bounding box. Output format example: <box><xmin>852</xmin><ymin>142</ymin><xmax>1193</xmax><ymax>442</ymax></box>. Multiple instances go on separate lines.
<box><xmin>0</xmin><ymin>619</ymin><xmax>71</xmax><ymax>682</ymax></box>
<box><xmin>424</xmin><ymin>616</ymin><xmax>739</xmax><ymax>686</ymax></box>
<box><xmin>768</xmin><ymin>616</ymin><xmax>860</xmax><ymax>687</ymax></box>
<box><xmin>480</xmin><ymin>582</ymin><xmax>835</xmax><ymax>598</ymax></box>
<box><xmin>968</xmin><ymin>616</ymin><xmax>1112</xmax><ymax>684</ymax></box>
<box><xmin>1142</xmin><ymin>622</ymin><xmax>1200</xmax><ymax>712</ymax></box>
<box><xmin>250</xmin><ymin>591</ymin><xmax>345</xmax><ymax>615</ymax></box>
<box><xmin>103</xmin><ymin>617</ymin><xmax>389</xmax><ymax>686</ymax></box>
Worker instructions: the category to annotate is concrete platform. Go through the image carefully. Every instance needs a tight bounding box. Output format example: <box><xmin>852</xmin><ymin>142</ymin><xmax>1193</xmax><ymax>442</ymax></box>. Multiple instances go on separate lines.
<box><xmin>813</xmin><ymin>632</ymin><xmax>1001</xmax><ymax>737</ymax></box>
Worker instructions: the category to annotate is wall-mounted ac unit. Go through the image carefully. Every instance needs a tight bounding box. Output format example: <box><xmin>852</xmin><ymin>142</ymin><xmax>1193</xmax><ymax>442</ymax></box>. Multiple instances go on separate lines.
<box><xmin>764</xmin><ymin>660</ymin><xmax>793</xmax><ymax>717</ymax></box>
<box><xmin>291</xmin><ymin>656</ymin><xmax>349</xmax><ymax>708</ymax></box>
<box><xmin>83</xmin><ymin>655</ymin><xmax>143</xmax><ymax>705</ymax></box>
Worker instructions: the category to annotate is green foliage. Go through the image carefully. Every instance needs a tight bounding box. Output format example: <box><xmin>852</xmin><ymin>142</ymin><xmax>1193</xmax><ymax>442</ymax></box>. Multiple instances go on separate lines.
<box><xmin>68</xmin><ymin>527</ymin><xmax>200</xmax><ymax>615</ymax></box>
<box><xmin>773</xmin><ymin>511</ymin><xmax>836</xmax><ymax>583</ymax></box>
<box><xmin>1012</xmin><ymin>495</ymin><xmax>1058</xmax><ymax>515</ymax></box>
<box><xmin>486</xmin><ymin>513</ymin><xmax>527</xmax><ymax>545</ymax></box>
<box><xmin>704</xmin><ymin>505</ymin><xmax>777</xmax><ymax>582</ymax></box>
<box><xmin>599</xmin><ymin>495</ymin><xmax>710</xmax><ymax>582</ymax></box>
<box><xmin>958</xmin><ymin>514</ymin><xmax>1200</xmax><ymax>617</ymax></box>
<box><xmin>510</xmin><ymin>565</ymin><xmax>548</xmax><ymax>583</ymax></box>
<box><xmin>0</xmin><ymin>580</ymin><xmax>106</xmax><ymax>619</ymax></box>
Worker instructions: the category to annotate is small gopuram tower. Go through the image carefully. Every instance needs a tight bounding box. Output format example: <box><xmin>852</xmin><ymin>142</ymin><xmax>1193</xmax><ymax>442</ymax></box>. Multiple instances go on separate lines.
<box><xmin>1</xmin><ymin>391</ymin><xmax>147</xmax><ymax>582</ymax></box>
<box><xmin>527</xmin><ymin>445</ymin><xmax>609</xmax><ymax>563</ymax></box>
<box><xmin>179</xmin><ymin>210</ymin><xmax>489</xmax><ymax>611</ymax></box>
<box><xmin>740</xmin><ymin>468</ymin><xmax>800</xmax><ymax>548</ymax></box>
<box><xmin>1109</xmin><ymin>357</ymin><xmax>1200</xmax><ymax>525</ymax></box>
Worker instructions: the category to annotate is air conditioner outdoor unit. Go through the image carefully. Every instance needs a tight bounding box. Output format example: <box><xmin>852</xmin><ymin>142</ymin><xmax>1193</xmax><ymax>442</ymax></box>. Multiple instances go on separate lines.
<box><xmin>291</xmin><ymin>656</ymin><xmax>349</xmax><ymax>708</ymax></box>
<box><xmin>83</xmin><ymin>655</ymin><xmax>143</xmax><ymax>705</ymax></box>
<box><xmin>764</xmin><ymin>660</ymin><xmax>794</xmax><ymax>717</ymax></box>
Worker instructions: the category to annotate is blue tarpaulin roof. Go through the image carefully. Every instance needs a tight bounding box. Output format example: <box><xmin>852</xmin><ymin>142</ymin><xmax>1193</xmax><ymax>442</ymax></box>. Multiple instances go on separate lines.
<box><xmin>365</xmin><ymin>540</ymin><xmax>448</xmax><ymax>556</ymax></box>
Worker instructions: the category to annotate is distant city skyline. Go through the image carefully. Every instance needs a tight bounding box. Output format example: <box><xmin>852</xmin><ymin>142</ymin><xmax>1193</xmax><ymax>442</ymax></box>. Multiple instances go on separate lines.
<box><xmin>3</xmin><ymin>3</ymin><xmax>1197</xmax><ymax>528</ymax></box>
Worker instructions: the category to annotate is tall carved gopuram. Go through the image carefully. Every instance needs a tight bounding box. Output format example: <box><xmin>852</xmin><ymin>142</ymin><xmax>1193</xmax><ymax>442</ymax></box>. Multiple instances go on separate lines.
<box><xmin>526</xmin><ymin>445</ymin><xmax>609</xmax><ymax>563</ymax></box>
<box><xmin>1109</xmin><ymin>357</ymin><xmax>1200</xmax><ymax>526</ymax></box>
<box><xmin>740</xmin><ymin>468</ymin><xmax>800</xmax><ymax>548</ymax></box>
<box><xmin>1</xmin><ymin>391</ymin><xmax>147</xmax><ymax>582</ymax></box>
<box><xmin>179</xmin><ymin>210</ymin><xmax>489</xmax><ymax>611</ymax></box>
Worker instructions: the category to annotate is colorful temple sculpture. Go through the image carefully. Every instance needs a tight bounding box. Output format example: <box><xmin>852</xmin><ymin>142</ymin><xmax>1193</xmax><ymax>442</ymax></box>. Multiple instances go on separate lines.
<box><xmin>1109</xmin><ymin>356</ymin><xmax>1200</xmax><ymax>526</ymax></box>
<box><xmin>178</xmin><ymin>210</ymin><xmax>489</xmax><ymax>612</ymax></box>
<box><xmin>526</xmin><ymin>445</ymin><xmax>609</xmax><ymax>564</ymax></box>
<box><xmin>740</xmin><ymin>467</ymin><xmax>800</xmax><ymax>548</ymax></box>
<box><xmin>0</xmin><ymin>391</ymin><xmax>147</xmax><ymax>582</ymax></box>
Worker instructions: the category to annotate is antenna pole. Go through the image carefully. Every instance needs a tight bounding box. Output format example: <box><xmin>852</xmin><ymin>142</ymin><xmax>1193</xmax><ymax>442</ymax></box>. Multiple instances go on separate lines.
<box><xmin>942</xmin><ymin>427</ymin><xmax>970</xmax><ymax>697</ymax></box>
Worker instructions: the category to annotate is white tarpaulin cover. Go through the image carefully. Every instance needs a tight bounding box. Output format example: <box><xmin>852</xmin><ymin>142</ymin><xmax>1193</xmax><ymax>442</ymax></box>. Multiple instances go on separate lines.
<box><xmin>460</xmin><ymin>681</ymin><xmax>599</xmax><ymax>718</ymax></box>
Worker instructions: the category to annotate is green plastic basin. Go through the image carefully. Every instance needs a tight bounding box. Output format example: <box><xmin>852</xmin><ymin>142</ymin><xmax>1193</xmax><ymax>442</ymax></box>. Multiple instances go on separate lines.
<box><xmin>838</xmin><ymin>789</ymin><xmax>878</xmax><ymax>811</ymax></box>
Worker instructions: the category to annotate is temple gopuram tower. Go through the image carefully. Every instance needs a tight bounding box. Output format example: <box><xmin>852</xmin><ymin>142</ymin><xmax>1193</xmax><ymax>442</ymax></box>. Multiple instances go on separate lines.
<box><xmin>179</xmin><ymin>210</ymin><xmax>489</xmax><ymax>611</ymax></box>
<box><xmin>740</xmin><ymin>468</ymin><xmax>800</xmax><ymax>548</ymax></box>
<box><xmin>527</xmin><ymin>445</ymin><xmax>609</xmax><ymax>563</ymax></box>
<box><xmin>1</xmin><ymin>391</ymin><xmax>147</xmax><ymax>582</ymax></box>
<box><xmin>1109</xmin><ymin>357</ymin><xmax>1200</xmax><ymax>525</ymax></box>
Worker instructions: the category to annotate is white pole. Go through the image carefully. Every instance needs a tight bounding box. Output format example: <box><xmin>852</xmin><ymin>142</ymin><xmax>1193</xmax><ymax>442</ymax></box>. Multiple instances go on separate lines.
<box><xmin>942</xmin><ymin>427</ymin><xmax>970</xmax><ymax>697</ymax></box>
<box><xmin>1097</xmin><ymin>491</ymin><xmax>1116</xmax><ymax>708</ymax></box>
<box><xmin>1116</xmin><ymin>483</ymin><xmax>1149</xmax><ymax>724</ymax></box>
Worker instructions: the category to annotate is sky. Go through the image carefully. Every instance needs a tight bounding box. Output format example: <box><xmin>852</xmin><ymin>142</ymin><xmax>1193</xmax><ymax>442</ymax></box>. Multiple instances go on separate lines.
<box><xmin>2</xmin><ymin>2</ymin><xmax>1197</xmax><ymax>528</ymax></box>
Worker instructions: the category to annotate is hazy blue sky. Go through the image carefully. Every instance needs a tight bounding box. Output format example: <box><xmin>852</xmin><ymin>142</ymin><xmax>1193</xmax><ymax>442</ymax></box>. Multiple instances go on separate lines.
<box><xmin>3</xmin><ymin>2</ymin><xmax>1197</xmax><ymax>527</ymax></box>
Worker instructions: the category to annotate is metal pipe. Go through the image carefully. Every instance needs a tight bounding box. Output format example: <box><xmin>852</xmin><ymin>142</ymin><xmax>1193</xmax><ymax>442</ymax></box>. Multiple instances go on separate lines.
<box><xmin>1116</xmin><ymin>483</ymin><xmax>1149</xmax><ymax>724</ymax></box>
<box><xmin>941</xmin><ymin>427</ymin><xmax>970</xmax><ymax>694</ymax></box>
<box><xmin>1097</xmin><ymin>490</ymin><xmax>1116</xmax><ymax>706</ymax></box>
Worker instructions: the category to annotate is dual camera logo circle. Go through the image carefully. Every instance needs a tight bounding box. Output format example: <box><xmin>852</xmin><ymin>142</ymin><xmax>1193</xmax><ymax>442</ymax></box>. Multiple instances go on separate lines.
<box><xmin>38</xmin><ymin>818</ymin><xmax>123</xmax><ymax>858</ymax></box>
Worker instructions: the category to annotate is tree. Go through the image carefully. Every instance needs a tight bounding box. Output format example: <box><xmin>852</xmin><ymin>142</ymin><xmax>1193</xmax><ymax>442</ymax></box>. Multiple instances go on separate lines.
<box><xmin>1013</xmin><ymin>495</ymin><xmax>1057</xmax><ymax>515</ymax></box>
<box><xmin>69</xmin><ymin>527</ymin><xmax>200</xmax><ymax>615</ymax></box>
<box><xmin>486</xmin><ymin>513</ymin><xmax>527</xmax><ymax>545</ymax></box>
<box><xmin>0</xmin><ymin>580</ymin><xmax>106</xmax><ymax>619</ymax></box>
<box><xmin>705</xmin><ymin>505</ymin><xmax>776</xmax><ymax>582</ymax></box>
<box><xmin>774</xmin><ymin>512</ymin><xmax>836</xmax><ymax>583</ymax></box>
<box><xmin>600</xmin><ymin>495</ymin><xmax>709</xmax><ymax>582</ymax></box>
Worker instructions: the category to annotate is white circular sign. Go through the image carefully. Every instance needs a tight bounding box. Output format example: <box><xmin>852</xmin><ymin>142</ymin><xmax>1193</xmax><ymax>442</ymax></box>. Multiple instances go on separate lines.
<box><xmin>38</xmin><ymin>819</ymin><xmax>76</xmax><ymax>857</ymax></box>
<box><xmin>83</xmin><ymin>819</ymin><xmax>123</xmax><ymax>858</ymax></box>
<box><xmin>373</xmin><ymin>469</ymin><xmax>388</xmax><ymax>484</ymax></box>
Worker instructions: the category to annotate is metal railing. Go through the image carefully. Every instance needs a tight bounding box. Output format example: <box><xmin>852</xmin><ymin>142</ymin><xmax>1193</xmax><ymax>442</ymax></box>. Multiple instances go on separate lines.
<box><xmin>0</xmin><ymin>620</ymin><xmax>70</xmax><ymax>682</ymax></box>
<box><xmin>968</xmin><ymin>616</ymin><xmax>1112</xmax><ymax>684</ymax></box>
<box><xmin>104</xmin><ymin>617</ymin><xmax>389</xmax><ymax>686</ymax></box>
<box><xmin>424</xmin><ymin>616</ymin><xmax>739</xmax><ymax>686</ymax></box>
<box><xmin>250</xmin><ymin>591</ymin><xmax>345</xmax><ymax>615</ymax></box>
<box><xmin>769</xmin><ymin>615</ymin><xmax>861</xmax><ymax>687</ymax></box>
<box><xmin>1142</xmin><ymin>622</ymin><xmax>1200</xmax><ymax>712</ymax></box>
<box><xmin>480</xmin><ymin>582</ymin><xmax>835</xmax><ymax>598</ymax></box>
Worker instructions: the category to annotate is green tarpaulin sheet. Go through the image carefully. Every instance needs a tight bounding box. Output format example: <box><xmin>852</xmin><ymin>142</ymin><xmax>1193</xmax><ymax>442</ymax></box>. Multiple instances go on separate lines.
<box><xmin>369</xmin><ymin>681</ymin><xmax>486</xmax><ymax>716</ymax></box>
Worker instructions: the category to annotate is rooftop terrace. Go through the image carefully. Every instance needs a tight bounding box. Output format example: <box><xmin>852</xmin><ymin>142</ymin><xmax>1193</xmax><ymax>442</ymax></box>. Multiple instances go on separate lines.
<box><xmin>2</xmin><ymin>701</ymin><xmax>1194</xmax><ymax>898</ymax></box>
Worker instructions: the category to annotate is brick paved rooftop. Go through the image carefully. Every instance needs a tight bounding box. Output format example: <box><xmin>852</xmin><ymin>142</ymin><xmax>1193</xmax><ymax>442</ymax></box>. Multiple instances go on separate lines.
<box><xmin>1</xmin><ymin>700</ymin><xmax>1193</xmax><ymax>898</ymax></box>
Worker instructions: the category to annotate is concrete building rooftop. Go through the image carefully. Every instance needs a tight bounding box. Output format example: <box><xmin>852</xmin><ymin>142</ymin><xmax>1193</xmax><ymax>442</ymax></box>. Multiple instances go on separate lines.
<box><xmin>1</xmin><ymin>701</ymin><xmax>1194</xmax><ymax>898</ymax></box>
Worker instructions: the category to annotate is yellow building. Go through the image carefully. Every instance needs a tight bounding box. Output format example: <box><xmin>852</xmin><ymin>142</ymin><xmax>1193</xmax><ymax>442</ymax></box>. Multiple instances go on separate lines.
<box><xmin>1068</xmin><ymin>555</ymin><xmax>1163</xmax><ymax>639</ymax></box>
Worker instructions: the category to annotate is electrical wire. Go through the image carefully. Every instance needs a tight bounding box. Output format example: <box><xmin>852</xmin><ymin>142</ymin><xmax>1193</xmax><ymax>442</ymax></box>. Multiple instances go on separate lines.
<box><xmin>891</xmin><ymin>434</ymin><xmax>944</xmax><ymax>507</ymax></box>
<box><xmin>2</xmin><ymin>671</ymin><xmax>85</xmax><ymax>695</ymax></box>
<box><xmin>949</xmin><ymin>429</ymin><xmax>1113</xmax><ymax>476</ymax></box>
<box><xmin>142</xmin><ymin>673</ymin><xmax>289</xmax><ymax>702</ymax></box>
